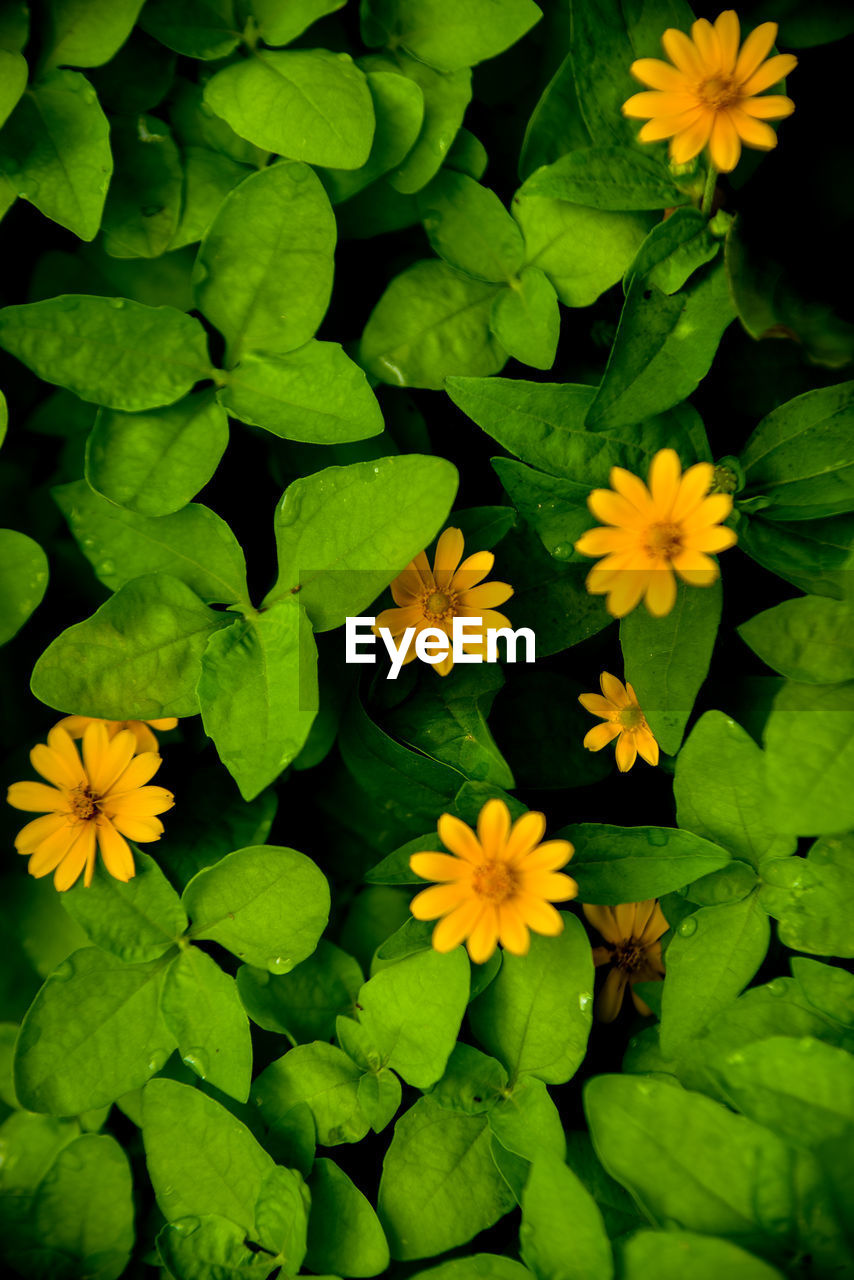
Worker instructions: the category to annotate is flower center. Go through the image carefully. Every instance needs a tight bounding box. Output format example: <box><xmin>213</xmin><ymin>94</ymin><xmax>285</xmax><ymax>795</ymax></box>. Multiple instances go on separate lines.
<box><xmin>644</xmin><ymin>521</ymin><xmax>683</xmax><ymax>560</ymax></box>
<box><xmin>472</xmin><ymin>860</ymin><xmax>517</xmax><ymax>904</ymax></box>
<box><xmin>70</xmin><ymin>784</ymin><xmax>100</xmax><ymax>822</ymax></box>
<box><xmin>424</xmin><ymin>589</ymin><xmax>454</xmax><ymax>619</ymax></box>
<box><xmin>618</xmin><ymin>704</ymin><xmax>644</xmax><ymax>730</ymax></box>
<box><xmin>698</xmin><ymin>75</ymin><xmax>737</xmax><ymax>110</ymax></box>
<box><xmin>614</xmin><ymin>940</ymin><xmax>645</xmax><ymax>973</ymax></box>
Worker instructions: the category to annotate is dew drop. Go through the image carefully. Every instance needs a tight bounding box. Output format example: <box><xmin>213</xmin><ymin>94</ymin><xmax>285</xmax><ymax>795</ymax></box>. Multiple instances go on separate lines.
<box><xmin>182</xmin><ymin>1048</ymin><xmax>209</xmax><ymax>1079</ymax></box>
<box><xmin>551</xmin><ymin>543</ymin><xmax>572</xmax><ymax>560</ymax></box>
<box><xmin>267</xmin><ymin>956</ymin><xmax>292</xmax><ymax>974</ymax></box>
<box><xmin>766</xmin><ymin>978</ymin><xmax>787</xmax><ymax>997</ymax></box>
<box><xmin>109</xmin><ymin>297</ymin><xmax>126</xmax><ymax>309</ymax></box>
<box><xmin>81</xmin><ymin>536</ymin><xmax>96</xmax><ymax>549</ymax></box>
<box><xmin>173</xmin><ymin>1215</ymin><xmax>201</xmax><ymax>1236</ymax></box>
<box><xmin>147</xmin><ymin>1047</ymin><xmax>171</xmax><ymax>1072</ymax></box>
<box><xmin>578</xmin><ymin>992</ymin><xmax>592</xmax><ymax>1012</ymax></box>
<box><xmin>98</xmin><ymin>559</ymin><xmax>115</xmax><ymax>576</ymax></box>
<box><xmin>678</xmin><ymin>916</ymin><xmax>698</xmax><ymax>937</ymax></box>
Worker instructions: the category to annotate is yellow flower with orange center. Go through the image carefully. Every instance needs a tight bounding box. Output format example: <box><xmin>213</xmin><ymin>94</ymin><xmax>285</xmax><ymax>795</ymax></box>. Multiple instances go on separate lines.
<box><xmin>409</xmin><ymin>798</ymin><xmax>577</xmax><ymax>964</ymax></box>
<box><xmin>579</xmin><ymin>673</ymin><xmax>659</xmax><ymax>773</ymax></box>
<box><xmin>375</xmin><ymin>528</ymin><xmax>513</xmax><ymax>676</ymax></box>
<box><xmin>6</xmin><ymin>722</ymin><xmax>174</xmax><ymax>890</ymax></box>
<box><xmin>582</xmin><ymin>900</ymin><xmax>669</xmax><ymax>1022</ymax></box>
<box><xmin>56</xmin><ymin>715</ymin><xmax>178</xmax><ymax>755</ymax></box>
<box><xmin>623</xmin><ymin>10</ymin><xmax>797</xmax><ymax>173</ymax></box>
<box><xmin>574</xmin><ymin>448</ymin><xmax>737</xmax><ymax>618</ymax></box>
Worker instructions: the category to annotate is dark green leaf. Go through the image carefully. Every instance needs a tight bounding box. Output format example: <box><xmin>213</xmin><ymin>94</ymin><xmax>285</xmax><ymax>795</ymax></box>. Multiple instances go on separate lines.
<box><xmin>738</xmin><ymin>595</ymin><xmax>854</xmax><ymax>683</ymax></box>
<box><xmin>490</xmin><ymin>267</ymin><xmax>560</xmax><ymax>371</ymax></box>
<box><xmin>0</xmin><ymin>529</ymin><xmax>48</xmax><ymax>646</ymax></box>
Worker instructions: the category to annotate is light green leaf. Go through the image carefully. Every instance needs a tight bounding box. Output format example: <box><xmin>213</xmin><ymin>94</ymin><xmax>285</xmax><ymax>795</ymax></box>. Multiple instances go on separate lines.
<box><xmin>619</xmin><ymin>1231</ymin><xmax>785</xmax><ymax>1280</ymax></box>
<box><xmin>102</xmin><ymin>114</ymin><xmax>183</xmax><ymax>258</ymax></box>
<box><xmin>306</xmin><ymin>1158</ymin><xmax>390</xmax><ymax>1278</ymax></box>
<box><xmin>0</xmin><ymin>387</ymin><xmax>6</xmax><ymax>448</ymax></box>
<box><xmin>0</xmin><ymin>1112</ymin><xmax>81</xmax><ymax>1204</ymax></box>
<box><xmin>523</xmin><ymin>147</ymin><xmax>689</xmax><ymax>211</ymax></box>
<box><xmin>254</xmin><ymin>1041</ymin><xmax>369</xmax><ymax>1146</ymax></box>
<box><xmin>489</xmin><ymin>266</ymin><xmax>559</xmax><ymax>371</ymax></box>
<box><xmin>268</xmin><ymin>454</ymin><xmax>458</xmax><ymax>629</ymax></box>
<box><xmin>197</xmin><ymin>596</ymin><xmax>319</xmax><ymax>800</ymax></box>
<box><xmin>169</xmin><ymin>145</ymin><xmax>249</xmax><ymax>251</ymax></box>
<box><xmin>195</xmin><ymin>161</ymin><xmax>336</xmax><ymax>365</ymax></box>
<box><xmin>411</xmin><ymin>1257</ymin><xmax>533</xmax><ymax>1280</ymax></box>
<box><xmin>14</xmin><ymin>948</ymin><xmax>174</xmax><ymax>1115</ymax></box>
<box><xmin>205</xmin><ymin>51</ymin><xmax>375</xmax><ymax>168</ymax></box>
<box><xmin>42</xmin><ymin>0</ymin><xmax>145</xmax><ymax>68</ymax></box>
<box><xmin>86</xmin><ymin>391</ymin><xmax>229</xmax><ymax>517</ymax></box>
<box><xmin>219</xmin><ymin>342</ymin><xmax>384</xmax><ymax>443</ymax></box>
<box><xmin>62</xmin><ymin>850</ymin><xmax>188</xmax><ymax>963</ymax></box>
<box><xmin>0</xmin><ymin>529</ymin><xmax>48</xmax><ymax>646</ymax></box>
<box><xmin>763</xmin><ymin>680</ymin><xmax>854</xmax><ymax>835</ymax></box>
<box><xmin>183</xmin><ymin>844</ymin><xmax>330</xmax><ymax>972</ymax></box>
<box><xmin>237</xmin><ymin>940</ymin><xmax>363</xmax><ymax>1042</ymax></box>
<box><xmin>361</xmin><ymin>0</ymin><xmax>541</xmax><ymax>72</ymax></box>
<box><xmin>0</xmin><ymin>49</ymin><xmax>26</xmax><ymax>128</ymax></box>
<box><xmin>417</xmin><ymin>171</ymin><xmax>525</xmax><ymax>283</ymax></box>
<box><xmin>30</xmin><ymin>572</ymin><xmax>230</xmax><ymax>719</ymax></box>
<box><xmin>739</xmin><ymin>595</ymin><xmax>854</xmax><ymax>683</ymax></box>
<box><xmin>624</xmin><ymin>207</ymin><xmax>719</xmax><ymax>295</ymax></box>
<box><xmin>469</xmin><ymin>916</ymin><xmax>593</xmax><ymax>1084</ymax></box>
<box><xmin>251</xmin><ymin>0</ymin><xmax>345</xmax><ymax>45</ymax></box>
<box><xmin>322</xmin><ymin>69</ymin><xmax>424</xmax><ymax>204</ymax></box>
<box><xmin>161</xmin><ymin>946</ymin><xmax>252</xmax><ymax>1101</ymax></box>
<box><xmin>566</xmin><ymin>824</ymin><xmax>730</xmax><ymax>904</ymax></box>
<box><xmin>170</xmin><ymin>77</ymin><xmax>266</xmax><ymax>166</ymax></box>
<box><xmin>254</xmin><ymin>1164</ymin><xmax>311</xmax><ymax>1267</ymax></box>
<box><xmin>381</xmin><ymin>54</ymin><xmax>471</xmax><ymax>194</ymax></box>
<box><xmin>157</xmin><ymin>1215</ymin><xmax>275</xmax><ymax>1280</ymax></box>
<box><xmin>487</xmin><ymin>1076</ymin><xmax>566</xmax><ymax>1169</ymax></box>
<box><xmin>0</xmin><ymin>70</ymin><xmax>112</xmax><ymax>240</ymax></box>
<box><xmin>140</xmin><ymin>0</ymin><xmax>241</xmax><ymax>59</ymax></box>
<box><xmin>520</xmin><ymin>1154</ymin><xmax>613</xmax><ymax>1280</ymax></box>
<box><xmin>760</xmin><ymin>834</ymin><xmax>854</xmax><ymax>958</ymax></box>
<box><xmin>0</xmin><ymin>294</ymin><xmax>212</xmax><ymax>410</ymax></box>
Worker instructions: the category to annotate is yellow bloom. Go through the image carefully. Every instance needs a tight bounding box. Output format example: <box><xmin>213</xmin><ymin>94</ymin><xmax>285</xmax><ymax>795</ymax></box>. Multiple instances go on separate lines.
<box><xmin>375</xmin><ymin>527</ymin><xmax>513</xmax><ymax>677</ymax></box>
<box><xmin>409</xmin><ymin>798</ymin><xmax>577</xmax><ymax>964</ymax></box>
<box><xmin>6</xmin><ymin>722</ymin><xmax>174</xmax><ymax>890</ymax></box>
<box><xmin>579</xmin><ymin>673</ymin><xmax>659</xmax><ymax>773</ymax></box>
<box><xmin>623</xmin><ymin>11</ymin><xmax>797</xmax><ymax>173</ymax></box>
<box><xmin>582</xmin><ymin>900</ymin><xmax>669</xmax><ymax>1022</ymax></box>
<box><xmin>574</xmin><ymin>448</ymin><xmax>736</xmax><ymax>618</ymax></box>
<box><xmin>56</xmin><ymin>715</ymin><xmax>178</xmax><ymax>755</ymax></box>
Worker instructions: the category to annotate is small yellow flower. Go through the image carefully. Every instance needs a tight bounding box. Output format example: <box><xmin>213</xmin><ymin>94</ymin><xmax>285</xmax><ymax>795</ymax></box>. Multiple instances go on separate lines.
<box><xmin>409</xmin><ymin>798</ymin><xmax>577</xmax><ymax>964</ymax></box>
<box><xmin>623</xmin><ymin>10</ymin><xmax>797</xmax><ymax>173</ymax></box>
<box><xmin>574</xmin><ymin>448</ymin><xmax>736</xmax><ymax>618</ymax></box>
<box><xmin>56</xmin><ymin>715</ymin><xmax>178</xmax><ymax>755</ymax></box>
<box><xmin>6</xmin><ymin>722</ymin><xmax>174</xmax><ymax>890</ymax></box>
<box><xmin>579</xmin><ymin>673</ymin><xmax>659</xmax><ymax>773</ymax></box>
<box><xmin>375</xmin><ymin>527</ymin><xmax>513</xmax><ymax>677</ymax></box>
<box><xmin>582</xmin><ymin>900</ymin><xmax>669</xmax><ymax>1022</ymax></box>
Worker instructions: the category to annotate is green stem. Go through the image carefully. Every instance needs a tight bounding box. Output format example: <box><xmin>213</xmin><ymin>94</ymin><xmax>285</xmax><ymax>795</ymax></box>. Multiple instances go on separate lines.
<box><xmin>700</xmin><ymin>163</ymin><xmax>717</xmax><ymax>216</ymax></box>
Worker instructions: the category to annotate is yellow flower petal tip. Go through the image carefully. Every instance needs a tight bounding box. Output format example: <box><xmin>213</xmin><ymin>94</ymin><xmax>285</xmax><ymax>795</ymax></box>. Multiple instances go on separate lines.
<box><xmin>7</xmin><ymin>722</ymin><xmax>174</xmax><ymax>891</ymax></box>
<box><xmin>622</xmin><ymin>11</ymin><xmax>797</xmax><ymax>173</ymax></box>
<box><xmin>55</xmin><ymin>715</ymin><xmax>179</xmax><ymax>756</ymax></box>
<box><xmin>579</xmin><ymin>673</ymin><xmax>659</xmax><ymax>772</ymax></box>
<box><xmin>409</xmin><ymin>798</ymin><xmax>576</xmax><ymax>965</ymax></box>
<box><xmin>574</xmin><ymin>448</ymin><xmax>736</xmax><ymax>618</ymax></box>
<box><xmin>582</xmin><ymin>900</ymin><xmax>669</xmax><ymax>1022</ymax></box>
<box><xmin>377</xmin><ymin>527</ymin><xmax>513</xmax><ymax>677</ymax></box>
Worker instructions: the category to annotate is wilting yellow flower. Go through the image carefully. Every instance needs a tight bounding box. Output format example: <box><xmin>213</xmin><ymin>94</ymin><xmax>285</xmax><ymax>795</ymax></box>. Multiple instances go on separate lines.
<box><xmin>623</xmin><ymin>11</ymin><xmax>797</xmax><ymax>173</ymax></box>
<box><xmin>6</xmin><ymin>722</ymin><xmax>174</xmax><ymax>890</ymax></box>
<box><xmin>574</xmin><ymin>448</ymin><xmax>736</xmax><ymax>618</ymax></box>
<box><xmin>409</xmin><ymin>798</ymin><xmax>577</xmax><ymax>964</ymax></box>
<box><xmin>582</xmin><ymin>901</ymin><xmax>669</xmax><ymax>1022</ymax></box>
<box><xmin>56</xmin><ymin>715</ymin><xmax>178</xmax><ymax>755</ymax></box>
<box><xmin>375</xmin><ymin>527</ymin><xmax>513</xmax><ymax>677</ymax></box>
<box><xmin>579</xmin><ymin>673</ymin><xmax>659</xmax><ymax>773</ymax></box>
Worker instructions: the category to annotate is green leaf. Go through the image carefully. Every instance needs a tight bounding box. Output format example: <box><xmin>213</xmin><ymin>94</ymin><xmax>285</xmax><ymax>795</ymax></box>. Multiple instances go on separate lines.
<box><xmin>254</xmin><ymin>1041</ymin><xmax>369</xmax><ymax>1146</ymax></box>
<box><xmin>378</xmin><ymin>1095</ymin><xmax>516</xmax><ymax>1260</ymax></box>
<box><xmin>62</xmin><ymin>850</ymin><xmax>188</xmax><ymax>963</ymax></box>
<box><xmin>170</xmin><ymin>78</ymin><xmax>266</xmax><ymax>167</ymax></box>
<box><xmin>0</xmin><ymin>70</ymin><xmax>112</xmax><ymax>241</ymax></box>
<box><xmin>512</xmin><ymin>190</ymin><xmax>650</xmax><ymax>307</ymax></box>
<box><xmin>619</xmin><ymin>578</ymin><xmax>722</xmax><ymax>754</ymax></box>
<box><xmin>619</xmin><ymin>1231</ymin><xmax>785</xmax><ymax>1280</ymax></box>
<box><xmin>498</xmin><ymin>525</ymin><xmax>612</xmax><ymax>657</ymax></box>
<box><xmin>194</xmin><ymin>161</ymin><xmax>336</xmax><ymax>365</ymax></box>
<box><xmin>738</xmin><ymin>595</ymin><xmax>854</xmax><ymax>683</ymax></box>
<box><xmin>0</xmin><ymin>529</ymin><xmax>48</xmax><ymax>646</ymax></box>
<box><xmin>490</xmin><ymin>670</ymin><xmax>610</xmax><ymax>789</ymax></box>
<box><xmin>659</xmin><ymin>894</ymin><xmax>771</xmax><ymax>1057</ymax></box>
<box><xmin>410</xmin><ymin>1257</ymin><xmax>533</xmax><ymax>1280</ymax></box>
<box><xmin>417</xmin><ymin>171</ymin><xmax>525</xmax><ymax>283</ymax></box>
<box><xmin>737</xmin><ymin>510</ymin><xmax>854</xmax><ymax>600</ymax></box>
<box><xmin>490</xmin><ymin>267</ymin><xmax>560</xmax><ymax>371</ymax></box>
<box><xmin>760</xmin><ymin>834</ymin><xmax>854</xmax><ymax>958</ymax></box>
<box><xmin>0</xmin><ymin>295</ymin><xmax>212</xmax><ymax>411</ymax></box>
<box><xmin>469</xmin><ymin>916</ymin><xmax>593</xmax><ymax>1084</ymax></box>
<box><xmin>142</xmin><ymin>1078</ymin><xmax>273</xmax><ymax>1231</ymax></box>
<box><xmin>183</xmin><ymin>844</ymin><xmax>330</xmax><ymax>972</ymax></box>
<box><xmin>102</xmin><ymin>114</ymin><xmax>183</xmax><ymax>258</ymax></box>
<box><xmin>585</xmin><ymin>263</ymin><xmax>734</xmax><ymax>431</ymax></box>
<box><xmin>362</xmin><ymin>0</ymin><xmax>541</xmax><ymax>72</ymax></box>
<box><xmin>41</xmin><ymin>0</ymin><xmax>139</xmax><ymax>67</ymax></box>
<box><xmin>674</xmin><ymin>712</ymin><xmax>796</xmax><ymax>868</ymax></box>
<box><xmin>30</xmin><ymin>573</ymin><xmax>230</xmax><ymax>719</ymax></box>
<box><xmin>219</xmin><ymin>343</ymin><xmax>383</xmax><ymax>444</ymax></box>
<box><xmin>268</xmin><ymin>454</ymin><xmax>458</xmax><ymax>629</ymax></box>
<box><xmin>169</xmin><ymin>145</ymin><xmax>249</xmax><ymax>251</ymax></box>
<box><xmin>198</xmin><ymin>597</ymin><xmax>319</xmax><ymax>801</ymax></box>
<box><xmin>140</xmin><ymin>0</ymin><xmax>241</xmax><ymax>59</ymax></box>
<box><xmin>306</xmin><ymin>1158</ymin><xmax>390</xmax><ymax>1278</ymax></box>
<box><xmin>53</xmin><ymin>479</ymin><xmax>248</xmax><ymax>604</ymax></box>
<box><xmin>0</xmin><ymin>49</ymin><xmax>26</xmax><ymax>128</ymax></box>
<box><xmin>380</xmin><ymin>55</ymin><xmax>471</xmax><ymax>195</ymax></box>
<box><xmin>625</xmin><ymin>207</ymin><xmax>719</xmax><ymax>295</ymax></box>
<box><xmin>487</xmin><ymin>1075</ymin><xmax>566</xmax><ymax>1170</ymax></box>
<box><xmin>567</xmin><ymin>0</ymin><xmax>636</xmax><ymax>147</ymax></box>
<box><xmin>251</xmin><ymin>0</ymin><xmax>346</xmax><ymax>45</ymax></box>
<box><xmin>237</xmin><ymin>940</ymin><xmax>363</xmax><ymax>1042</ymax></box>
<box><xmin>566</xmin><ymin>824</ymin><xmax>730</xmax><ymax>904</ymax></box>
<box><xmin>205</xmin><ymin>51</ymin><xmax>375</xmax><ymax>168</ymax></box>
<box><xmin>85</xmin><ymin>390</ymin><xmax>229</xmax><ymax>516</ymax></box>
<box><xmin>360</xmin><ymin>259</ymin><xmax>505</xmax><ymax>389</ymax></box>
<box><xmin>523</xmin><ymin>147</ymin><xmax>689</xmax><ymax>211</ymax></box>
<box><xmin>14</xmin><ymin>948</ymin><xmax>174</xmax><ymax>1115</ymax></box>
<box><xmin>322</xmin><ymin>69</ymin><xmax>424</xmax><ymax>204</ymax></box>
<box><xmin>520</xmin><ymin>1154</ymin><xmax>613</xmax><ymax>1280</ymax></box>
<box><xmin>157</xmin><ymin>1215</ymin><xmax>275</xmax><ymax>1280</ymax></box>
<box><xmin>763</xmin><ymin>680</ymin><xmax>854</xmax><ymax>835</ymax></box>
<box><xmin>161</xmin><ymin>946</ymin><xmax>252</xmax><ymax>1101</ymax></box>
<box><xmin>0</xmin><ymin>1113</ymin><xmax>81</xmax><ymax>1205</ymax></box>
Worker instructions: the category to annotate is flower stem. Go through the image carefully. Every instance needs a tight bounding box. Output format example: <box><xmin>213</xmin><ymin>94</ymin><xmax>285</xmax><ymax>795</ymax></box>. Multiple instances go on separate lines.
<box><xmin>700</xmin><ymin>163</ymin><xmax>717</xmax><ymax>216</ymax></box>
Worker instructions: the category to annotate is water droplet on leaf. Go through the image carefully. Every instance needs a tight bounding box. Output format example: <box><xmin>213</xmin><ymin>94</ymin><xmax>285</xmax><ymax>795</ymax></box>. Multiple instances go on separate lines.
<box><xmin>678</xmin><ymin>916</ymin><xmax>698</xmax><ymax>937</ymax></box>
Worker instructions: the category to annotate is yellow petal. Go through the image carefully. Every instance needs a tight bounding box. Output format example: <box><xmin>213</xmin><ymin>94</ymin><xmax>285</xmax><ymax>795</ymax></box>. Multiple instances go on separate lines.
<box><xmin>452</xmin><ymin>551</ymin><xmax>495</xmax><ymax>591</ymax></box>
<box><xmin>579</xmin><ymin>692</ymin><xmax>617</xmax><ymax>719</ymax></box>
<box><xmin>106</xmin><ymin>785</ymin><xmax>174</xmax><ymax>819</ymax></box>
<box><xmin>515</xmin><ymin>895</ymin><xmax>564</xmax><ymax>937</ymax></box>
<box><xmin>7</xmin><ymin>780</ymin><xmax>67</xmax><ymax>813</ymax></box>
<box><xmin>715</xmin><ymin>10</ymin><xmax>741</xmax><ymax>73</ymax></box>
<box><xmin>583</xmin><ymin>903</ymin><xmax>620</xmax><ymax>942</ymax></box>
<box><xmin>107</xmin><ymin>751</ymin><xmax>163</xmax><ymax>794</ymax></box>
<box><xmin>661</xmin><ymin>28</ymin><xmax>705</xmax><ymax>77</ymax></box>
<box><xmin>648</xmin><ymin>448</ymin><xmax>682</xmax><ymax>512</ymax></box>
<box><xmin>597</xmin><ymin>967</ymin><xmax>629</xmax><ymax>1022</ymax></box>
<box><xmin>636</xmin><ymin>727</ymin><xmax>660</xmax><ymax>767</ymax></box>
<box><xmin>709</xmin><ymin>110</ymin><xmax>742</xmax><ymax>172</ymax></box>
<box><xmin>477</xmin><ymin>798</ymin><xmax>511</xmax><ymax>858</ymax></box>
<box><xmin>410</xmin><ymin>852</ymin><xmax>469</xmax><ymax>882</ymax></box>
<box><xmin>729</xmin><ymin>107</ymin><xmax>777</xmax><ymax>150</ymax></box>
<box><xmin>129</xmin><ymin>722</ymin><xmax>159</xmax><ymax>754</ymax></box>
<box><xmin>734</xmin><ymin>21</ymin><xmax>779</xmax><ymax>83</ymax></box>
<box><xmin>374</xmin><ymin>605</ymin><xmax>422</xmax><ymax>636</ymax></box>
<box><xmin>109</xmin><ymin>813</ymin><xmax>164</xmax><ymax>842</ymax></box>
<box><xmin>28</xmin><ymin>825</ymin><xmax>78</xmax><ymax>879</ymax></box>
<box><xmin>587</xmin><ymin>486</ymin><xmax>647</xmax><ymax>529</ymax></box>
<box><xmin>681</xmin><ymin>525</ymin><xmax>737</xmax><ymax>553</ymax></box>
<box><xmin>431</xmin><ymin>899</ymin><xmax>483</xmax><ymax>952</ymax></box>
<box><xmin>615</xmin><ymin>732</ymin><xmax>638</xmax><ymax>772</ymax></box>
<box><xmin>522</xmin><ymin>870</ymin><xmax>578</xmax><ymax>901</ymax></box>
<box><xmin>433</xmin><ymin>528</ymin><xmax>465</xmax><ymax>588</ymax></box>
<box><xmin>96</xmin><ymin>819</ymin><xmax>135</xmax><ymax>882</ymax></box>
<box><xmin>456</xmin><ymin>581</ymin><xmax>514</xmax><ymax>609</ymax></box>
<box><xmin>519</xmin><ymin>840</ymin><xmax>574</xmax><ymax>873</ymax></box>
<box><xmin>574</xmin><ymin>527</ymin><xmax>635</xmax><ymax>557</ymax></box>
<box><xmin>54</xmin><ymin>825</ymin><xmax>96</xmax><ymax>892</ymax></box>
<box><xmin>644</xmin><ymin>569</ymin><xmax>678</xmax><ymax>617</ymax></box>
<box><xmin>497</xmin><ymin>904</ymin><xmax>530</xmax><ymax>955</ymax></box>
<box><xmin>638</xmin><ymin>109</ymin><xmax>703</xmax><ymax>143</ymax></box>
<box><xmin>629</xmin><ymin>58</ymin><xmax>690</xmax><ymax>90</ymax></box>
<box><xmin>671</xmin><ymin>461</ymin><xmax>714</xmax><ymax>522</ymax></box>
<box><xmin>739</xmin><ymin>94</ymin><xmax>794</xmax><ymax>120</ymax></box>
<box><xmin>690</xmin><ymin>18</ymin><xmax>722</xmax><ymax>72</ymax></box>
<box><xmin>606</xmin><ymin>570</ymin><xmax>651</xmax><ymax>618</ymax></box>
<box><xmin>437</xmin><ymin>813</ymin><xmax>482</xmax><ymax>863</ymax></box>
<box><xmin>669</xmin><ymin>111</ymin><xmax>714</xmax><ymax>163</ymax></box>
<box><xmin>584</xmin><ymin>722</ymin><xmax>622</xmax><ymax>752</ymax></box>
<box><xmin>14</xmin><ymin>812</ymin><xmax>69</xmax><ymax>852</ymax></box>
<box><xmin>600</xmin><ymin>672</ymin><xmax>630</xmax><ymax>706</ymax></box>
<box><xmin>466</xmin><ymin>906</ymin><xmax>500</xmax><ymax>965</ymax></box>
<box><xmin>609</xmin><ymin>467</ymin><xmax>656</xmax><ymax>516</ymax></box>
<box><xmin>741</xmin><ymin>53</ymin><xmax>797</xmax><ymax>98</ymax></box>
<box><xmin>504</xmin><ymin>810</ymin><xmax>547</xmax><ymax>865</ymax></box>
<box><xmin>623</xmin><ymin>90</ymin><xmax>696</xmax><ymax>119</ymax></box>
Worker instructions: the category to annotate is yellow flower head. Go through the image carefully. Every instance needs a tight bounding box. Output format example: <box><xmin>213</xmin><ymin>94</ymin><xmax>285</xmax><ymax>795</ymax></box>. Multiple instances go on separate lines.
<box><xmin>6</xmin><ymin>722</ymin><xmax>174</xmax><ymax>891</ymax></box>
<box><xmin>409</xmin><ymin>798</ymin><xmax>577</xmax><ymax>965</ymax></box>
<box><xmin>623</xmin><ymin>10</ymin><xmax>797</xmax><ymax>173</ymax></box>
<box><xmin>583</xmin><ymin>900</ymin><xmax>669</xmax><ymax>1022</ymax></box>
<box><xmin>574</xmin><ymin>448</ymin><xmax>737</xmax><ymax>618</ymax></box>
<box><xmin>56</xmin><ymin>715</ymin><xmax>178</xmax><ymax>755</ymax></box>
<box><xmin>375</xmin><ymin>527</ymin><xmax>513</xmax><ymax>677</ymax></box>
<box><xmin>579</xmin><ymin>672</ymin><xmax>659</xmax><ymax>773</ymax></box>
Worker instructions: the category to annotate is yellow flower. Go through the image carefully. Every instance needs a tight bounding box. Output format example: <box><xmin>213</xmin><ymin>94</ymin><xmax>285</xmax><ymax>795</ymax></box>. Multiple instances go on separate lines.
<box><xmin>6</xmin><ymin>722</ymin><xmax>174</xmax><ymax>890</ymax></box>
<box><xmin>409</xmin><ymin>798</ymin><xmax>577</xmax><ymax>964</ymax></box>
<box><xmin>56</xmin><ymin>715</ymin><xmax>178</xmax><ymax>755</ymax></box>
<box><xmin>375</xmin><ymin>527</ymin><xmax>513</xmax><ymax>677</ymax></box>
<box><xmin>623</xmin><ymin>11</ymin><xmax>797</xmax><ymax>173</ymax></box>
<box><xmin>574</xmin><ymin>448</ymin><xmax>737</xmax><ymax>618</ymax></box>
<box><xmin>579</xmin><ymin>673</ymin><xmax>659</xmax><ymax>773</ymax></box>
<box><xmin>582</xmin><ymin>900</ymin><xmax>669</xmax><ymax>1022</ymax></box>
